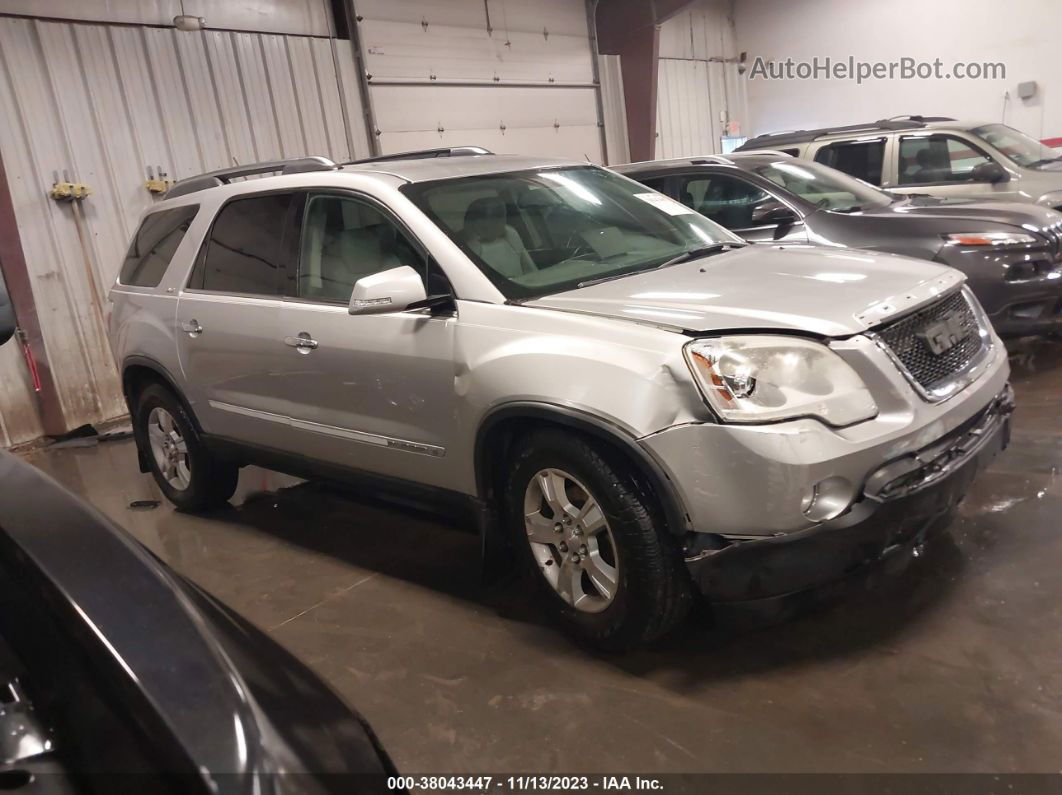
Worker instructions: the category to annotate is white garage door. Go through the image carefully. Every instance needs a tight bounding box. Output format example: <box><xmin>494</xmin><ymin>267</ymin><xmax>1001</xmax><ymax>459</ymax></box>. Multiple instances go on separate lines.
<box><xmin>356</xmin><ymin>0</ymin><xmax>606</xmax><ymax>161</ymax></box>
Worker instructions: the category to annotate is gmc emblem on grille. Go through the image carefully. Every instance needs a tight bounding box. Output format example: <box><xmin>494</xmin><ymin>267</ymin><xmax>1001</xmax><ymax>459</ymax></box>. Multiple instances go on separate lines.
<box><xmin>918</xmin><ymin>311</ymin><xmax>967</xmax><ymax>355</ymax></box>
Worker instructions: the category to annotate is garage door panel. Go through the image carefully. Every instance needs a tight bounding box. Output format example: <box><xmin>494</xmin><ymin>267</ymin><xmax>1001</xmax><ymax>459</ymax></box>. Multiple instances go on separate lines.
<box><xmin>372</xmin><ymin>85</ymin><xmax>598</xmax><ymax>133</ymax></box>
<box><xmin>380</xmin><ymin>125</ymin><xmax>603</xmax><ymax>163</ymax></box>
<box><xmin>361</xmin><ymin>19</ymin><xmax>592</xmax><ymax>84</ymax></box>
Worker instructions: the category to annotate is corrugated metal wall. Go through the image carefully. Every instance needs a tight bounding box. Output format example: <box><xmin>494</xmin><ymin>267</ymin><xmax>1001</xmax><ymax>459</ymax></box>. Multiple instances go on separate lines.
<box><xmin>356</xmin><ymin>0</ymin><xmax>605</xmax><ymax>162</ymax></box>
<box><xmin>655</xmin><ymin>0</ymin><xmax>747</xmax><ymax>159</ymax></box>
<box><xmin>0</xmin><ymin>16</ymin><xmax>367</xmax><ymax>447</ymax></box>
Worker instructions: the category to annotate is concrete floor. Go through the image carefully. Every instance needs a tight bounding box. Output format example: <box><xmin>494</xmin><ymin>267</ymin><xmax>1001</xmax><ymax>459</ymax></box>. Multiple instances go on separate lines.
<box><xmin>21</xmin><ymin>343</ymin><xmax>1062</xmax><ymax>775</ymax></box>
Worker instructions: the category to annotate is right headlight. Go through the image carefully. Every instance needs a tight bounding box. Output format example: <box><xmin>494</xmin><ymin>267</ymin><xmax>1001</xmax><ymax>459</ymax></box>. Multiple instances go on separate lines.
<box><xmin>684</xmin><ymin>336</ymin><xmax>878</xmax><ymax>426</ymax></box>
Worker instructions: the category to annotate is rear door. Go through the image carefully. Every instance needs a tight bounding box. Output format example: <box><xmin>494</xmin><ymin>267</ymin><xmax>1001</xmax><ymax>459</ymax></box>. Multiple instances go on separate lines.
<box><xmin>175</xmin><ymin>192</ymin><xmax>298</xmax><ymax>449</ymax></box>
<box><xmin>273</xmin><ymin>191</ymin><xmax>461</xmax><ymax>491</ymax></box>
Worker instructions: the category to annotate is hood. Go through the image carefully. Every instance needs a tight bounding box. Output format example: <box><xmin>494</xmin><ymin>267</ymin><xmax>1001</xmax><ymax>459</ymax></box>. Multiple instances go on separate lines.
<box><xmin>873</xmin><ymin>198</ymin><xmax>1062</xmax><ymax>231</ymax></box>
<box><xmin>525</xmin><ymin>245</ymin><xmax>963</xmax><ymax>337</ymax></box>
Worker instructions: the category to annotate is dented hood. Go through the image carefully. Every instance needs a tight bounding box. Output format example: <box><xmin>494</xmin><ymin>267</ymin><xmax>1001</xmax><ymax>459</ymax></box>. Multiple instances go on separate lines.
<box><xmin>525</xmin><ymin>245</ymin><xmax>964</xmax><ymax>337</ymax></box>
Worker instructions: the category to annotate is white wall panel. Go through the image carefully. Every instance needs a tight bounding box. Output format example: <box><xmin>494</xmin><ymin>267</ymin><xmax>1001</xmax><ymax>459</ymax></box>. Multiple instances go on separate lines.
<box><xmin>356</xmin><ymin>0</ymin><xmax>605</xmax><ymax>162</ymax></box>
<box><xmin>0</xmin><ymin>0</ymin><xmax>332</xmax><ymax>36</ymax></box>
<box><xmin>0</xmin><ymin>16</ymin><xmax>366</xmax><ymax>446</ymax></box>
<box><xmin>735</xmin><ymin>0</ymin><xmax>1055</xmax><ymax>140</ymax></box>
<box><xmin>655</xmin><ymin>0</ymin><xmax>748</xmax><ymax>156</ymax></box>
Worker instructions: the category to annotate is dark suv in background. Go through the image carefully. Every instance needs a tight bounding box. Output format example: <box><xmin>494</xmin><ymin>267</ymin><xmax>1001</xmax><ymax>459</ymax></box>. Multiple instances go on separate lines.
<box><xmin>617</xmin><ymin>152</ymin><xmax>1062</xmax><ymax>337</ymax></box>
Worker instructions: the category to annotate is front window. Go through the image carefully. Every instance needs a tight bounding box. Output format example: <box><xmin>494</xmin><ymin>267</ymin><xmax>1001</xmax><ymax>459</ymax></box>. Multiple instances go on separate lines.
<box><xmin>754</xmin><ymin>160</ymin><xmax>892</xmax><ymax>212</ymax></box>
<box><xmin>971</xmin><ymin>123</ymin><xmax>1059</xmax><ymax>168</ymax></box>
<box><xmin>897</xmin><ymin>134</ymin><xmax>992</xmax><ymax>185</ymax></box>
<box><xmin>400</xmin><ymin>167</ymin><xmax>742</xmax><ymax>300</ymax></box>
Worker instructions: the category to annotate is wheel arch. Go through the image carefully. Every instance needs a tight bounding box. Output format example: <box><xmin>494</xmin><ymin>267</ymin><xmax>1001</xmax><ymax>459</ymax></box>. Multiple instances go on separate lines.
<box><xmin>121</xmin><ymin>354</ymin><xmax>203</xmax><ymax>430</ymax></box>
<box><xmin>473</xmin><ymin>402</ymin><xmax>691</xmax><ymax>537</ymax></box>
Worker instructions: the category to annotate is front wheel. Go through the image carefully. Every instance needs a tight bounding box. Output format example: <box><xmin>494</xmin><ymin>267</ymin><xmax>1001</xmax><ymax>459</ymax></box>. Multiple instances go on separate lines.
<box><xmin>135</xmin><ymin>384</ymin><xmax>239</xmax><ymax>511</ymax></box>
<box><xmin>505</xmin><ymin>429</ymin><xmax>692</xmax><ymax>650</ymax></box>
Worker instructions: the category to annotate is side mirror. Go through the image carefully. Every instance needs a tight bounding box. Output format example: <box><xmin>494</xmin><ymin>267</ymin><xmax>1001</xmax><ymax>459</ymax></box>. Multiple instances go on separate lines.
<box><xmin>0</xmin><ymin>272</ymin><xmax>14</xmax><ymax>347</ymax></box>
<box><xmin>751</xmin><ymin>200</ymin><xmax>798</xmax><ymax>226</ymax></box>
<box><xmin>971</xmin><ymin>161</ymin><xmax>1009</xmax><ymax>184</ymax></box>
<box><xmin>348</xmin><ymin>265</ymin><xmax>428</xmax><ymax>316</ymax></box>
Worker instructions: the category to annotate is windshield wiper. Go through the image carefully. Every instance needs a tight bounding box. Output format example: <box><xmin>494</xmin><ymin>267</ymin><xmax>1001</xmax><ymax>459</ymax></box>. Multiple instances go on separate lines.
<box><xmin>1028</xmin><ymin>157</ymin><xmax>1062</xmax><ymax>168</ymax></box>
<box><xmin>576</xmin><ymin>243</ymin><xmax>744</xmax><ymax>289</ymax></box>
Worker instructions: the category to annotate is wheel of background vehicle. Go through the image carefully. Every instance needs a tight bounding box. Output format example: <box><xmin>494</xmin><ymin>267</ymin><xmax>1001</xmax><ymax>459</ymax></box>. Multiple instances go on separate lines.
<box><xmin>135</xmin><ymin>383</ymin><xmax>239</xmax><ymax>511</ymax></box>
<box><xmin>505</xmin><ymin>428</ymin><xmax>692</xmax><ymax>650</ymax></box>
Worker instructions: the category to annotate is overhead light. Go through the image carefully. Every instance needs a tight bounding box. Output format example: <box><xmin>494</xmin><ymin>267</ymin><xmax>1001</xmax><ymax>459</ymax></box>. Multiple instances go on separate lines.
<box><xmin>173</xmin><ymin>15</ymin><xmax>205</xmax><ymax>31</ymax></box>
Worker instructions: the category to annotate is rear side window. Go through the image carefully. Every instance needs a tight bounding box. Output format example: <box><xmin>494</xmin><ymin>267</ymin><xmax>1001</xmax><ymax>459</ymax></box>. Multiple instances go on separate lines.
<box><xmin>813</xmin><ymin>139</ymin><xmax>886</xmax><ymax>185</ymax></box>
<box><xmin>119</xmin><ymin>205</ymin><xmax>199</xmax><ymax>287</ymax></box>
<box><xmin>189</xmin><ymin>193</ymin><xmax>293</xmax><ymax>295</ymax></box>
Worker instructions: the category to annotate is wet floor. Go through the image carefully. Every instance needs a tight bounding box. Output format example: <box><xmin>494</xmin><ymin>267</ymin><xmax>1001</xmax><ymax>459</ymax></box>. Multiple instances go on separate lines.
<box><xmin>20</xmin><ymin>342</ymin><xmax>1062</xmax><ymax>774</ymax></box>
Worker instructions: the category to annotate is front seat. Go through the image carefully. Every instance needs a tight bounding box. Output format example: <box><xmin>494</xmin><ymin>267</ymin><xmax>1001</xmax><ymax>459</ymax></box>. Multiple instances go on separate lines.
<box><xmin>462</xmin><ymin>197</ymin><xmax>536</xmax><ymax>278</ymax></box>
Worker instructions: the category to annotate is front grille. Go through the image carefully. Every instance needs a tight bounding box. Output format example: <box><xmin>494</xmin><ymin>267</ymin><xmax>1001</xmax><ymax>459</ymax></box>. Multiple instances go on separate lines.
<box><xmin>876</xmin><ymin>290</ymin><xmax>984</xmax><ymax>391</ymax></box>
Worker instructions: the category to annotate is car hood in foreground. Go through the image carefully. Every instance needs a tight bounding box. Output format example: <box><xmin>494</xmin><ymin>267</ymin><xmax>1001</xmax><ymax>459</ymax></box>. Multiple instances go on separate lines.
<box><xmin>0</xmin><ymin>451</ymin><xmax>396</xmax><ymax>793</ymax></box>
<box><xmin>526</xmin><ymin>245</ymin><xmax>963</xmax><ymax>337</ymax></box>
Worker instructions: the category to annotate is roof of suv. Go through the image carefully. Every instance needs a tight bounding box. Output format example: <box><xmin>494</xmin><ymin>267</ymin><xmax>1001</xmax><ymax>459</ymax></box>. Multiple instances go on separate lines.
<box><xmin>737</xmin><ymin>117</ymin><xmax>993</xmax><ymax>151</ymax></box>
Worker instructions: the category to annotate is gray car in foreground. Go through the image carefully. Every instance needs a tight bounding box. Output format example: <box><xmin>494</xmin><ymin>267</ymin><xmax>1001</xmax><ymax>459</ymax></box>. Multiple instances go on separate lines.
<box><xmin>110</xmin><ymin>152</ymin><xmax>1012</xmax><ymax>649</ymax></box>
<box><xmin>617</xmin><ymin>152</ymin><xmax>1062</xmax><ymax>337</ymax></box>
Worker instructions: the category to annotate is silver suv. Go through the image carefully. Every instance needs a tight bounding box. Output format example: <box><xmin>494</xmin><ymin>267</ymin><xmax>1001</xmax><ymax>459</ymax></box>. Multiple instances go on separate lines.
<box><xmin>737</xmin><ymin>116</ymin><xmax>1062</xmax><ymax>210</ymax></box>
<box><xmin>109</xmin><ymin>151</ymin><xmax>1013</xmax><ymax>649</ymax></box>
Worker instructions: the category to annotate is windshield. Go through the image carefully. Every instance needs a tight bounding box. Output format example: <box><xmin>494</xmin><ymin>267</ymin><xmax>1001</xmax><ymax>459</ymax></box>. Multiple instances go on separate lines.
<box><xmin>971</xmin><ymin>123</ymin><xmax>1059</xmax><ymax>168</ymax></box>
<box><xmin>754</xmin><ymin>159</ymin><xmax>892</xmax><ymax>212</ymax></box>
<box><xmin>401</xmin><ymin>166</ymin><xmax>743</xmax><ymax>300</ymax></box>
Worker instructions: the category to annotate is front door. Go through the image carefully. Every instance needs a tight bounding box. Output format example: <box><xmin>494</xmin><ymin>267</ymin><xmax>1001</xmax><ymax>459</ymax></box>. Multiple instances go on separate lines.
<box><xmin>888</xmin><ymin>133</ymin><xmax>1020</xmax><ymax>201</ymax></box>
<box><xmin>175</xmin><ymin>191</ymin><xmax>297</xmax><ymax>450</ymax></box>
<box><xmin>275</xmin><ymin>192</ymin><xmax>461</xmax><ymax>492</ymax></box>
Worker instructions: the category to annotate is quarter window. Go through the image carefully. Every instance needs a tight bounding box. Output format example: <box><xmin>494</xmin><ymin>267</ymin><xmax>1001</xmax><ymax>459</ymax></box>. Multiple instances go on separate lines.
<box><xmin>897</xmin><ymin>135</ymin><xmax>992</xmax><ymax>185</ymax></box>
<box><xmin>119</xmin><ymin>205</ymin><xmax>199</xmax><ymax>287</ymax></box>
<box><xmin>295</xmin><ymin>195</ymin><xmax>432</xmax><ymax>303</ymax></box>
<box><xmin>813</xmin><ymin>139</ymin><xmax>886</xmax><ymax>185</ymax></box>
<box><xmin>190</xmin><ymin>193</ymin><xmax>293</xmax><ymax>295</ymax></box>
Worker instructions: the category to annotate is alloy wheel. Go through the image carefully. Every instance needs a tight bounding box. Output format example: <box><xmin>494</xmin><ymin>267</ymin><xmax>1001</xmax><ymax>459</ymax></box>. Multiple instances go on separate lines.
<box><xmin>523</xmin><ymin>468</ymin><xmax>620</xmax><ymax>613</ymax></box>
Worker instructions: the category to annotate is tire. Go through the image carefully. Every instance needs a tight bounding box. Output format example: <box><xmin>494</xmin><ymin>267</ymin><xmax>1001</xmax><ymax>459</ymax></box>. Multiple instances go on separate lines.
<box><xmin>505</xmin><ymin>428</ymin><xmax>692</xmax><ymax>650</ymax></box>
<box><xmin>134</xmin><ymin>383</ymin><xmax>239</xmax><ymax>511</ymax></box>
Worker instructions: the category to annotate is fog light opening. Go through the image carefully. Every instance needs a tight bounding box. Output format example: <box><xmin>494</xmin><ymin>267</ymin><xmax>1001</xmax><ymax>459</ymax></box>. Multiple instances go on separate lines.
<box><xmin>802</xmin><ymin>476</ymin><xmax>854</xmax><ymax>523</ymax></box>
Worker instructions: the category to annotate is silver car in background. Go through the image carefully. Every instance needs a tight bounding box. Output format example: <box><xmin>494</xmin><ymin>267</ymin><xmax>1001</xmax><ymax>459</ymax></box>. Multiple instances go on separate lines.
<box><xmin>109</xmin><ymin>152</ymin><xmax>1012</xmax><ymax>649</ymax></box>
<box><xmin>737</xmin><ymin>115</ymin><xmax>1062</xmax><ymax>210</ymax></box>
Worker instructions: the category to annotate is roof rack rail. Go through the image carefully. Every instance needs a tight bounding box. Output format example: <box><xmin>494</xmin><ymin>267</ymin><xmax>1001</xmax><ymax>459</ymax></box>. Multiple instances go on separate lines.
<box><xmin>166</xmin><ymin>156</ymin><xmax>338</xmax><ymax>199</ymax></box>
<box><xmin>727</xmin><ymin>148</ymin><xmax>794</xmax><ymax>158</ymax></box>
<box><xmin>885</xmin><ymin>114</ymin><xmax>956</xmax><ymax>123</ymax></box>
<box><xmin>350</xmin><ymin>146</ymin><xmax>493</xmax><ymax>164</ymax></box>
<box><xmin>689</xmin><ymin>155</ymin><xmax>733</xmax><ymax>166</ymax></box>
<box><xmin>736</xmin><ymin>116</ymin><xmax>960</xmax><ymax>152</ymax></box>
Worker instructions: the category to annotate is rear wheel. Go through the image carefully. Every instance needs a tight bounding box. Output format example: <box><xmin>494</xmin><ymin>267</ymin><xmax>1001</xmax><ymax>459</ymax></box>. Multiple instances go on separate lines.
<box><xmin>505</xmin><ymin>428</ymin><xmax>691</xmax><ymax>650</ymax></box>
<box><xmin>135</xmin><ymin>384</ymin><xmax>239</xmax><ymax>511</ymax></box>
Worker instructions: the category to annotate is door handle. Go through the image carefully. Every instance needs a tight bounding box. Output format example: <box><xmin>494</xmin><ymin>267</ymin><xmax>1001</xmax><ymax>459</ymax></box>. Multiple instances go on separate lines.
<box><xmin>283</xmin><ymin>332</ymin><xmax>319</xmax><ymax>353</ymax></box>
<box><xmin>181</xmin><ymin>319</ymin><xmax>203</xmax><ymax>337</ymax></box>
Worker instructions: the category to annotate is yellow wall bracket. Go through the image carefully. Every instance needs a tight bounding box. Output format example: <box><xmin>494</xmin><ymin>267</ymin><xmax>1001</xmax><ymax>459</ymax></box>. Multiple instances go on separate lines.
<box><xmin>50</xmin><ymin>182</ymin><xmax>91</xmax><ymax>201</ymax></box>
<box><xmin>145</xmin><ymin>177</ymin><xmax>176</xmax><ymax>194</ymax></box>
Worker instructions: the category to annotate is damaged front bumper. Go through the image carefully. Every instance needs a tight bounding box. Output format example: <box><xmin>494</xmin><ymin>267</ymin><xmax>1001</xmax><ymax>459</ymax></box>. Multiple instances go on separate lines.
<box><xmin>686</xmin><ymin>385</ymin><xmax>1014</xmax><ymax>604</ymax></box>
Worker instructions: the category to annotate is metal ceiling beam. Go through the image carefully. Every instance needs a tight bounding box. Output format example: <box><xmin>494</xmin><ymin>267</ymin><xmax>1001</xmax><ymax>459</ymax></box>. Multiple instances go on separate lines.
<box><xmin>595</xmin><ymin>0</ymin><xmax>698</xmax><ymax>162</ymax></box>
